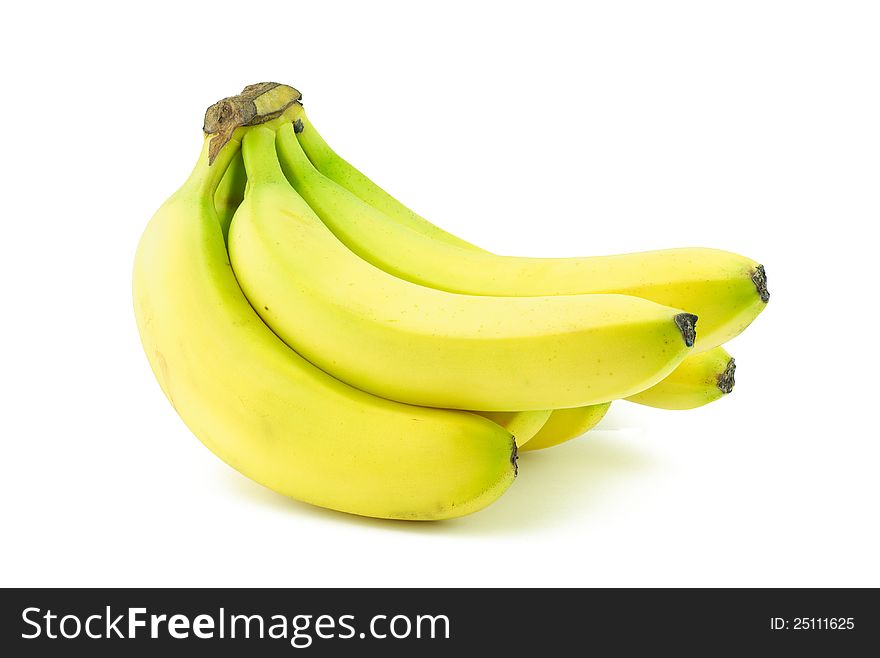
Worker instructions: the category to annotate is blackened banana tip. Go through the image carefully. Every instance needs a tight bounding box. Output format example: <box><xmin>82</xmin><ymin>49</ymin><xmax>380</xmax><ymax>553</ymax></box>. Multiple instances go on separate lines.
<box><xmin>717</xmin><ymin>358</ymin><xmax>736</xmax><ymax>394</ymax></box>
<box><xmin>674</xmin><ymin>313</ymin><xmax>698</xmax><ymax>348</ymax></box>
<box><xmin>511</xmin><ymin>438</ymin><xmax>518</xmax><ymax>477</ymax></box>
<box><xmin>752</xmin><ymin>265</ymin><xmax>770</xmax><ymax>303</ymax></box>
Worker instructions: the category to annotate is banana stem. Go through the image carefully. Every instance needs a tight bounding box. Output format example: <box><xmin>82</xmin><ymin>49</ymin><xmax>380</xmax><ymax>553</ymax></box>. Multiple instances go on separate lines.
<box><xmin>183</xmin><ymin>134</ymin><xmax>242</xmax><ymax>199</ymax></box>
<box><xmin>241</xmin><ymin>127</ymin><xmax>290</xmax><ymax>188</ymax></box>
<box><xmin>214</xmin><ymin>150</ymin><xmax>247</xmax><ymax>240</ymax></box>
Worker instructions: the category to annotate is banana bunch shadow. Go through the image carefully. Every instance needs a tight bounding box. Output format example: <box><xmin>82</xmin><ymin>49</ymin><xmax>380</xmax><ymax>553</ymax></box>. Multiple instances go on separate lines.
<box><xmin>133</xmin><ymin>83</ymin><xmax>769</xmax><ymax>524</ymax></box>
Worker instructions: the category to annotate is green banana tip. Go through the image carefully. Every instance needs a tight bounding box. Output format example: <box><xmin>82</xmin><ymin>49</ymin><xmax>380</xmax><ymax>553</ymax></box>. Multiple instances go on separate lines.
<box><xmin>717</xmin><ymin>358</ymin><xmax>736</xmax><ymax>394</ymax></box>
<box><xmin>752</xmin><ymin>265</ymin><xmax>770</xmax><ymax>303</ymax></box>
<box><xmin>674</xmin><ymin>313</ymin><xmax>698</xmax><ymax>348</ymax></box>
<box><xmin>511</xmin><ymin>437</ymin><xmax>518</xmax><ymax>477</ymax></box>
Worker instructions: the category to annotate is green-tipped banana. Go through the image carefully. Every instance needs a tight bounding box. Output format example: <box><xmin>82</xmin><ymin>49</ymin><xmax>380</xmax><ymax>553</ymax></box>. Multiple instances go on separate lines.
<box><xmin>132</xmin><ymin>87</ymin><xmax>517</xmax><ymax>520</ymax></box>
<box><xmin>228</xmin><ymin>126</ymin><xmax>696</xmax><ymax>411</ymax></box>
<box><xmin>520</xmin><ymin>404</ymin><xmax>611</xmax><ymax>452</ymax></box>
<box><xmin>286</xmin><ymin>107</ymin><xmax>768</xmax><ymax>353</ymax></box>
<box><xmin>626</xmin><ymin>346</ymin><xmax>735</xmax><ymax>410</ymax></box>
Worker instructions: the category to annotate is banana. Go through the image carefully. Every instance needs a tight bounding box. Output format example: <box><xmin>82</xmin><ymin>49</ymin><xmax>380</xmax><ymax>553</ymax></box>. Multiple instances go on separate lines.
<box><xmin>520</xmin><ymin>404</ymin><xmax>612</xmax><ymax>452</ymax></box>
<box><xmin>227</xmin><ymin>125</ymin><xmax>696</xmax><ymax>411</ymax></box>
<box><xmin>477</xmin><ymin>410</ymin><xmax>553</xmax><ymax>447</ymax></box>
<box><xmin>626</xmin><ymin>346</ymin><xmax>735</xmax><ymax>410</ymax></box>
<box><xmin>287</xmin><ymin>108</ymin><xmax>768</xmax><ymax>354</ymax></box>
<box><xmin>132</xmin><ymin>93</ymin><xmax>517</xmax><ymax>520</ymax></box>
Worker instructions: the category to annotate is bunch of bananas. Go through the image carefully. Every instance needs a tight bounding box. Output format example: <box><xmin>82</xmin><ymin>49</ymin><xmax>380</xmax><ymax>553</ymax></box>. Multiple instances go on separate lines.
<box><xmin>133</xmin><ymin>83</ymin><xmax>769</xmax><ymax>520</ymax></box>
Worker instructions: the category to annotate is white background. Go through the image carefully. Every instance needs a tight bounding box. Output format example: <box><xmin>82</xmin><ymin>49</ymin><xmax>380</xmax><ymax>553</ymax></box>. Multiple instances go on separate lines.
<box><xmin>2</xmin><ymin>1</ymin><xmax>878</xmax><ymax>587</ymax></box>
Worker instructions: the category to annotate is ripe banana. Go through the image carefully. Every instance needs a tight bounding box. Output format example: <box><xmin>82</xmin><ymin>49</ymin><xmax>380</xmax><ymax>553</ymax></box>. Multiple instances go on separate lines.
<box><xmin>520</xmin><ymin>403</ymin><xmax>612</xmax><ymax>452</ymax></box>
<box><xmin>477</xmin><ymin>410</ymin><xmax>553</xmax><ymax>448</ymax></box>
<box><xmin>626</xmin><ymin>346</ymin><xmax>735</xmax><ymax>410</ymax></box>
<box><xmin>227</xmin><ymin>126</ymin><xmax>696</xmax><ymax>411</ymax></box>
<box><xmin>132</xmin><ymin>112</ymin><xmax>517</xmax><ymax>520</ymax></box>
<box><xmin>287</xmin><ymin>108</ymin><xmax>768</xmax><ymax>353</ymax></box>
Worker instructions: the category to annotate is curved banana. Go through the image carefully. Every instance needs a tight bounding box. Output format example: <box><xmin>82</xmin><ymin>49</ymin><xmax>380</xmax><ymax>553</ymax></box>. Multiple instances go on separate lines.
<box><xmin>133</xmin><ymin>124</ymin><xmax>517</xmax><ymax>520</ymax></box>
<box><xmin>520</xmin><ymin>403</ymin><xmax>611</xmax><ymax>452</ymax></box>
<box><xmin>287</xmin><ymin>109</ymin><xmax>768</xmax><ymax>353</ymax></box>
<box><xmin>626</xmin><ymin>346</ymin><xmax>735</xmax><ymax>410</ymax></box>
<box><xmin>228</xmin><ymin>126</ymin><xmax>696</xmax><ymax>411</ymax></box>
<box><xmin>477</xmin><ymin>410</ymin><xmax>553</xmax><ymax>447</ymax></box>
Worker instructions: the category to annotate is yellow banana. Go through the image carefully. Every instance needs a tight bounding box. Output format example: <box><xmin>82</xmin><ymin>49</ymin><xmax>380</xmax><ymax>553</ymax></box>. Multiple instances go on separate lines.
<box><xmin>477</xmin><ymin>410</ymin><xmax>553</xmax><ymax>447</ymax></box>
<box><xmin>132</xmin><ymin>91</ymin><xmax>517</xmax><ymax>520</ymax></box>
<box><xmin>288</xmin><ymin>107</ymin><xmax>768</xmax><ymax>353</ymax></box>
<box><xmin>227</xmin><ymin>126</ymin><xmax>696</xmax><ymax>411</ymax></box>
<box><xmin>520</xmin><ymin>404</ymin><xmax>611</xmax><ymax>452</ymax></box>
<box><xmin>626</xmin><ymin>346</ymin><xmax>735</xmax><ymax>410</ymax></box>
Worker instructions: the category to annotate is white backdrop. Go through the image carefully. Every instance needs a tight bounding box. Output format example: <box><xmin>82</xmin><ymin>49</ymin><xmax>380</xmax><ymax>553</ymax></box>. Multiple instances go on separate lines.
<box><xmin>2</xmin><ymin>1</ymin><xmax>878</xmax><ymax>587</ymax></box>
